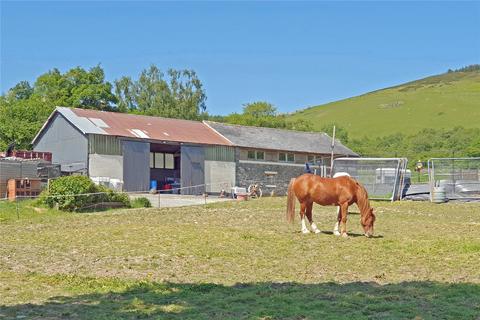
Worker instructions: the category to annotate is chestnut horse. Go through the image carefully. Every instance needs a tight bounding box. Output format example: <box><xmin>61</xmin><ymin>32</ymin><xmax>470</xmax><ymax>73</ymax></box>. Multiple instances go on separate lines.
<box><xmin>286</xmin><ymin>174</ymin><xmax>375</xmax><ymax>237</ymax></box>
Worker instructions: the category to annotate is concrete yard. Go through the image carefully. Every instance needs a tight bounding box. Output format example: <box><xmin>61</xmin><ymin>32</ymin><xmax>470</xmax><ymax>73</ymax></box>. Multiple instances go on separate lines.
<box><xmin>129</xmin><ymin>193</ymin><xmax>234</xmax><ymax>208</ymax></box>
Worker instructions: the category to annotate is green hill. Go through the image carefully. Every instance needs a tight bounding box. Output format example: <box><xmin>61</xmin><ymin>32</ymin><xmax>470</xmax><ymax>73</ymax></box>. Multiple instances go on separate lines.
<box><xmin>290</xmin><ymin>68</ymin><xmax>480</xmax><ymax>137</ymax></box>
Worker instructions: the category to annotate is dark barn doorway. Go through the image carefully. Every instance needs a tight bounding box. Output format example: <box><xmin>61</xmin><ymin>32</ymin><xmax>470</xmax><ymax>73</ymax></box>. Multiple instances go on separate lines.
<box><xmin>149</xmin><ymin>143</ymin><xmax>181</xmax><ymax>192</ymax></box>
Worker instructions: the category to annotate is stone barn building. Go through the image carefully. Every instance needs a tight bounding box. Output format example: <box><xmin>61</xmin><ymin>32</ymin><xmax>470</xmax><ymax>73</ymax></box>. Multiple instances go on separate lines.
<box><xmin>33</xmin><ymin>107</ymin><xmax>357</xmax><ymax>194</ymax></box>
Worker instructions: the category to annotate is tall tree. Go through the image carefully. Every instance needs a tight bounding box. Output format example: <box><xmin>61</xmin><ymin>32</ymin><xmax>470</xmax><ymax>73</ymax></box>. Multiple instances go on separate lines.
<box><xmin>114</xmin><ymin>65</ymin><xmax>206</xmax><ymax>120</ymax></box>
<box><xmin>0</xmin><ymin>65</ymin><xmax>117</xmax><ymax>150</ymax></box>
<box><xmin>34</xmin><ymin>66</ymin><xmax>117</xmax><ymax>110</ymax></box>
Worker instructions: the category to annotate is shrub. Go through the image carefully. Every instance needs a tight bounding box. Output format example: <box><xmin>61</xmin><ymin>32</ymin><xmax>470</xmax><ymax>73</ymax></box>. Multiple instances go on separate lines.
<box><xmin>132</xmin><ymin>197</ymin><xmax>152</xmax><ymax>208</ymax></box>
<box><xmin>41</xmin><ymin>176</ymin><xmax>130</xmax><ymax>211</ymax></box>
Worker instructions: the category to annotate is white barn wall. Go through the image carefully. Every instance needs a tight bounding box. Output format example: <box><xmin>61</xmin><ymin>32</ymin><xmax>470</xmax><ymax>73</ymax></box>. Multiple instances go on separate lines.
<box><xmin>89</xmin><ymin>154</ymin><xmax>123</xmax><ymax>180</ymax></box>
<box><xmin>204</xmin><ymin>160</ymin><xmax>236</xmax><ymax>193</ymax></box>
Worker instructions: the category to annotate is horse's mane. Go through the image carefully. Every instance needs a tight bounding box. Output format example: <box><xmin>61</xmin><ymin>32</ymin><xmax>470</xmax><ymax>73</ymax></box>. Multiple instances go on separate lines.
<box><xmin>354</xmin><ymin>180</ymin><xmax>371</xmax><ymax>217</ymax></box>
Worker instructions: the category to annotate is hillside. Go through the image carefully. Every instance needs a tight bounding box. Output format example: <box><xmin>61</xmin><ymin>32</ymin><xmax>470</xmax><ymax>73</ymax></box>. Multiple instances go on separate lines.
<box><xmin>290</xmin><ymin>69</ymin><xmax>480</xmax><ymax>137</ymax></box>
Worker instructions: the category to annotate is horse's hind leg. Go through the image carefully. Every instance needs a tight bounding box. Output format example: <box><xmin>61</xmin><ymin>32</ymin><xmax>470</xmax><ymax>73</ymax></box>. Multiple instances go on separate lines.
<box><xmin>339</xmin><ymin>203</ymin><xmax>349</xmax><ymax>238</ymax></box>
<box><xmin>333</xmin><ymin>206</ymin><xmax>341</xmax><ymax>236</ymax></box>
<box><xmin>299</xmin><ymin>202</ymin><xmax>310</xmax><ymax>234</ymax></box>
<box><xmin>306</xmin><ymin>202</ymin><xmax>320</xmax><ymax>234</ymax></box>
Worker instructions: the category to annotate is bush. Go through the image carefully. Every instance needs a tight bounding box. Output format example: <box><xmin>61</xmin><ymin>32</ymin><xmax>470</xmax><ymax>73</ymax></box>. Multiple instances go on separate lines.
<box><xmin>132</xmin><ymin>197</ymin><xmax>152</xmax><ymax>208</ymax></box>
<box><xmin>41</xmin><ymin>176</ymin><xmax>130</xmax><ymax>211</ymax></box>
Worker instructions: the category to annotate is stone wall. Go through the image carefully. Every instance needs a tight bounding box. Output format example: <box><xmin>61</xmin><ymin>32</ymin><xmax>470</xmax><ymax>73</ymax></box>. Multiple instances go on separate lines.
<box><xmin>236</xmin><ymin>160</ymin><xmax>308</xmax><ymax>196</ymax></box>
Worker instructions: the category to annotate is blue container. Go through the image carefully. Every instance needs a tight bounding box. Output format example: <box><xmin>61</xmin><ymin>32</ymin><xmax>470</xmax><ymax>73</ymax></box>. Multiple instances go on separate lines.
<box><xmin>150</xmin><ymin>180</ymin><xmax>157</xmax><ymax>190</ymax></box>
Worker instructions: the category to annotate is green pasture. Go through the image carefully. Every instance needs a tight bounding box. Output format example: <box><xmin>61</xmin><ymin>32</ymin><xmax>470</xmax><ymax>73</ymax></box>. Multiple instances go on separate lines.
<box><xmin>1</xmin><ymin>198</ymin><xmax>479</xmax><ymax>319</ymax></box>
<box><xmin>290</xmin><ymin>70</ymin><xmax>480</xmax><ymax>137</ymax></box>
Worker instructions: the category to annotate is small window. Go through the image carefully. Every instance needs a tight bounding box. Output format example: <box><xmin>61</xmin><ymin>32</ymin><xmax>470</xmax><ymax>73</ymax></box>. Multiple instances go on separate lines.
<box><xmin>150</xmin><ymin>152</ymin><xmax>154</xmax><ymax>169</ymax></box>
<box><xmin>247</xmin><ymin>150</ymin><xmax>256</xmax><ymax>159</ymax></box>
<box><xmin>256</xmin><ymin>151</ymin><xmax>265</xmax><ymax>160</ymax></box>
<box><xmin>165</xmin><ymin>153</ymin><xmax>174</xmax><ymax>169</ymax></box>
<box><xmin>154</xmin><ymin>153</ymin><xmax>164</xmax><ymax>169</ymax></box>
<box><xmin>279</xmin><ymin>152</ymin><xmax>295</xmax><ymax>162</ymax></box>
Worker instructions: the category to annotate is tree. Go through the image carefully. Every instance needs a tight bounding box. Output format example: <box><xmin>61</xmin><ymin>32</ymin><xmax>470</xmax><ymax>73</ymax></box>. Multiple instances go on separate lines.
<box><xmin>0</xmin><ymin>65</ymin><xmax>117</xmax><ymax>150</ymax></box>
<box><xmin>114</xmin><ymin>65</ymin><xmax>207</xmax><ymax>120</ymax></box>
<box><xmin>6</xmin><ymin>81</ymin><xmax>33</xmax><ymax>101</ymax></box>
<box><xmin>34</xmin><ymin>65</ymin><xmax>117</xmax><ymax>110</ymax></box>
<box><xmin>242</xmin><ymin>101</ymin><xmax>277</xmax><ymax>118</ymax></box>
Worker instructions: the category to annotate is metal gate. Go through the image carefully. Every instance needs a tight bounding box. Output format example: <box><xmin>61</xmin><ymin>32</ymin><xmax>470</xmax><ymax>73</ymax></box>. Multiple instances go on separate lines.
<box><xmin>332</xmin><ymin>157</ymin><xmax>409</xmax><ymax>201</ymax></box>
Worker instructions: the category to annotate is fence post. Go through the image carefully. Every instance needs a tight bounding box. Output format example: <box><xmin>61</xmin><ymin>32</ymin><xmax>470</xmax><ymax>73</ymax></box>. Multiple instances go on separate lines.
<box><xmin>16</xmin><ymin>196</ymin><xmax>19</xmax><ymax>219</ymax></box>
<box><xmin>158</xmin><ymin>192</ymin><xmax>160</xmax><ymax>208</ymax></box>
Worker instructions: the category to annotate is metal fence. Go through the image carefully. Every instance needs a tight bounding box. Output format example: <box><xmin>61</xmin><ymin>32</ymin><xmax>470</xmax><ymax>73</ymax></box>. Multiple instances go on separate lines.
<box><xmin>332</xmin><ymin>157</ymin><xmax>409</xmax><ymax>201</ymax></box>
<box><xmin>428</xmin><ymin>157</ymin><xmax>480</xmax><ymax>200</ymax></box>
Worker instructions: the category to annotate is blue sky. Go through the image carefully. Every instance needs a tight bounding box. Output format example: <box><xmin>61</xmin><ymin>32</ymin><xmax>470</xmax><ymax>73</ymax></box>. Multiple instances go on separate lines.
<box><xmin>1</xmin><ymin>1</ymin><xmax>479</xmax><ymax>115</ymax></box>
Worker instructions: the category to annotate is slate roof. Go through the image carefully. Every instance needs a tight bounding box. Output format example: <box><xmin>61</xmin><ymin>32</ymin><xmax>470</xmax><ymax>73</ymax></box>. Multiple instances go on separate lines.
<box><xmin>205</xmin><ymin>121</ymin><xmax>357</xmax><ymax>156</ymax></box>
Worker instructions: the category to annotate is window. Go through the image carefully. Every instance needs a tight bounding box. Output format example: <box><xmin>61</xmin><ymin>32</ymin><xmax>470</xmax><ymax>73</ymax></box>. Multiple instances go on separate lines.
<box><xmin>307</xmin><ymin>155</ymin><xmax>315</xmax><ymax>163</ymax></box>
<box><xmin>151</xmin><ymin>152</ymin><xmax>175</xmax><ymax>169</ymax></box>
<box><xmin>279</xmin><ymin>152</ymin><xmax>295</xmax><ymax>163</ymax></box>
<box><xmin>165</xmin><ymin>153</ymin><xmax>174</xmax><ymax>169</ymax></box>
<box><xmin>154</xmin><ymin>153</ymin><xmax>164</xmax><ymax>169</ymax></box>
<box><xmin>247</xmin><ymin>150</ymin><xmax>265</xmax><ymax>160</ymax></box>
<box><xmin>150</xmin><ymin>152</ymin><xmax>154</xmax><ymax>169</ymax></box>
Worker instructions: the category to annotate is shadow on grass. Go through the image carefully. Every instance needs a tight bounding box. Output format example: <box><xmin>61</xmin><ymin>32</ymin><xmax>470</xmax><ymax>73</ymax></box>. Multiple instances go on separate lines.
<box><xmin>1</xmin><ymin>281</ymin><xmax>479</xmax><ymax>319</ymax></box>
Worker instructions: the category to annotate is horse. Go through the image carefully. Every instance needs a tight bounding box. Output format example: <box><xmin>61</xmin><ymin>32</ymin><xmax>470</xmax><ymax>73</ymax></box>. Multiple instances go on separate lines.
<box><xmin>286</xmin><ymin>174</ymin><xmax>376</xmax><ymax>237</ymax></box>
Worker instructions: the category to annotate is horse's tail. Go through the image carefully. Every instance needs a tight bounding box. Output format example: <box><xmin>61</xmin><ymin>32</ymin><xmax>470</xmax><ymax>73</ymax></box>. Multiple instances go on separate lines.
<box><xmin>286</xmin><ymin>178</ymin><xmax>296</xmax><ymax>223</ymax></box>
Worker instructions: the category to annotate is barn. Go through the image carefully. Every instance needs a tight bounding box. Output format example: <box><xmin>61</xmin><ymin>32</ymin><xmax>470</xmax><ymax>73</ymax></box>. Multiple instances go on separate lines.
<box><xmin>32</xmin><ymin>107</ymin><xmax>357</xmax><ymax>194</ymax></box>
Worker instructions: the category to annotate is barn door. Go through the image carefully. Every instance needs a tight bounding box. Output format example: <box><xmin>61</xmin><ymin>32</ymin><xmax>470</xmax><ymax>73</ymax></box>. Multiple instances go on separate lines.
<box><xmin>180</xmin><ymin>145</ymin><xmax>205</xmax><ymax>195</ymax></box>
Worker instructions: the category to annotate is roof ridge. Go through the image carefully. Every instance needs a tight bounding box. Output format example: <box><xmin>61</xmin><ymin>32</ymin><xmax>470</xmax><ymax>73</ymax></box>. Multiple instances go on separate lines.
<box><xmin>205</xmin><ymin>120</ymin><xmax>332</xmax><ymax>137</ymax></box>
<box><xmin>70</xmin><ymin>107</ymin><xmax>206</xmax><ymax>125</ymax></box>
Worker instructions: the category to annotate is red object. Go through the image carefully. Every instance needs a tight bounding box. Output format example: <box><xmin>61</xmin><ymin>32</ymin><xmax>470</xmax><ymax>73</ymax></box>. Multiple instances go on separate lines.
<box><xmin>0</xmin><ymin>151</ymin><xmax>52</xmax><ymax>162</ymax></box>
<box><xmin>163</xmin><ymin>184</ymin><xmax>172</xmax><ymax>190</ymax></box>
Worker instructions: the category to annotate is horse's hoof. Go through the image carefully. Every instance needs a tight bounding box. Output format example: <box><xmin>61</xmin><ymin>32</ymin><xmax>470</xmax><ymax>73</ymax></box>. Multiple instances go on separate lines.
<box><xmin>302</xmin><ymin>229</ymin><xmax>310</xmax><ymax>234</ymax></box>
<box><xmin>314</xmin><ymin>229</ymin><xmax>321</xmax><ymax>234</ymax></box>
<box><xmin>341</xmin><ymin>233</ymin><xmax>349</xmax><ymax>238</ymax></box>
<box><xmin>333</xmin><ymin>231</ymin><xmax>341</xmax><ymax>236</ymax></box>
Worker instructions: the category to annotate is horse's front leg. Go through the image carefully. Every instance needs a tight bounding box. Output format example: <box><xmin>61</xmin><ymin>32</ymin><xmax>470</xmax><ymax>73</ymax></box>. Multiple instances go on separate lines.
<box><xmin>333</xmin><ymin>206</ymin><xmax>341</xmax><ymax>236</ymax></box>
<box><xmin>339</xmin><ymin>203</ymin><xmax>349</xmax><ymax>238</ymax></box>
<box><xmin>305</xmin><ymin>202</ymin><xmax>320</xmax><ymax>234</ymax></box>
<box><xmin>299</xmin><ymin>202</ymin><xmax>310</xmax><ymax>234</ymax></box>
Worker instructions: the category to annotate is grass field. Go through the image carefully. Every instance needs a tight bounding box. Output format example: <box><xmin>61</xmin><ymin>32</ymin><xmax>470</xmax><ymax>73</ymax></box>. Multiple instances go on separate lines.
<box><xmin>1</xmin><ymin>198</ymin><xmax>480</xmax><ymax>319</ymax></box>
<box><xmin>289</xmin><ymin>70</ymin><xmax>480</xmax><ymax>137</ymax></box>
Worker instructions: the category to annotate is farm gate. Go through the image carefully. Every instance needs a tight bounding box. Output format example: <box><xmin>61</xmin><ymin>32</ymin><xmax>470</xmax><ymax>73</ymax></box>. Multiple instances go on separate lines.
<box><xmin>332</xmin><ymin>158</ymin><xmax>409</xmax><ymax>201</ymax></box>
<box><xmin>428</xmin><ymin>157</ymin><xmax>480</xmax><ymax>200</ymax></box>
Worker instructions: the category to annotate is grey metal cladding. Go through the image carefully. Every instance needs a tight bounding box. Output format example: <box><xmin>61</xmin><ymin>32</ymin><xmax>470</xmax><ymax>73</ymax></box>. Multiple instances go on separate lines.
<box><xmin>33</xmin><ymin>113</ymin><xmax>88</xmax><ymax>169</ymax></box>
<box><xmin>206</xmin><ymin>121</ymin><xmax>357</xmax><ymax>156</ymax></box>
<box><xmin>122</xmin><ymin>140</ymin><xmax>150</xmax><ymax>192</ymax></box>
<box><xmin>56</xmin><ymin>107</ymin><xmax>106</xmax><ymax>135</ymax></box>
<box><xmin>180</xmin><ymin>145</ymin><xmax>205</xmax><ymax>195</ymax></box>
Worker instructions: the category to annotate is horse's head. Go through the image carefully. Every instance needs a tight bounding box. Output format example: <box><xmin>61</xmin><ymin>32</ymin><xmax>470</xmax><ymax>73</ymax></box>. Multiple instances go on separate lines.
<box><xmin>361</xmin><ymin>208</ymin><xmax>376</xmax><ymax>238</ymax></box>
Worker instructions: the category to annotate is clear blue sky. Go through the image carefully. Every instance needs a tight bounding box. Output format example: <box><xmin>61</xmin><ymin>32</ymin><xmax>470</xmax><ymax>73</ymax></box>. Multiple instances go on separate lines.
<box><xmin>1</xmin><ymin>1</ymin><xmax>479</xmax><ymax>115</ymax></box>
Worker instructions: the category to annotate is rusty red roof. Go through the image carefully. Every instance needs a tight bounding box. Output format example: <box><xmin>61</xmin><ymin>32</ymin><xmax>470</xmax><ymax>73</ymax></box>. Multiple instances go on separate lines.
<box><xmin>50</xmin><ymin>107</ymin><xmax>232</xmax><ymax>146</ymax></box>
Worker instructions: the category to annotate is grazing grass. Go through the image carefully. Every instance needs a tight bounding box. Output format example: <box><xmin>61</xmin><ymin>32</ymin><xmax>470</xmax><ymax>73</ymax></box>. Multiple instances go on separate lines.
<box><xmin>1</xmin><ymin>198</ymin><xmax>480</xmax><ymax>319</ymax></box>
<box><xmin>289</xmin><ymin>70</ymin><xmax>480</xmax><ymax>137</ymax></box>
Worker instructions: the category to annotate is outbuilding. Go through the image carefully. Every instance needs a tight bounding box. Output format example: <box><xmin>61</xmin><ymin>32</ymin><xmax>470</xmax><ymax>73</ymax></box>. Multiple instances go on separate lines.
<box><xmin>32</xmin><ymin>107</ymin><xmax>357</xmax><ymax>194</ymax></box>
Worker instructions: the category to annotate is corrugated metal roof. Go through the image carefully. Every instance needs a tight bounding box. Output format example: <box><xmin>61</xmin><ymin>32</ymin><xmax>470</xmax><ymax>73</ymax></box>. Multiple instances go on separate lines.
<box><xmin>51</xmin><ymin>107</ymin><xmax>233</xmax><ymax>146</ymax></box>
<box><xmin>205</xmin><ymin>121</ymin><xmax>358</xmax><ymax>156</ymax></box>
